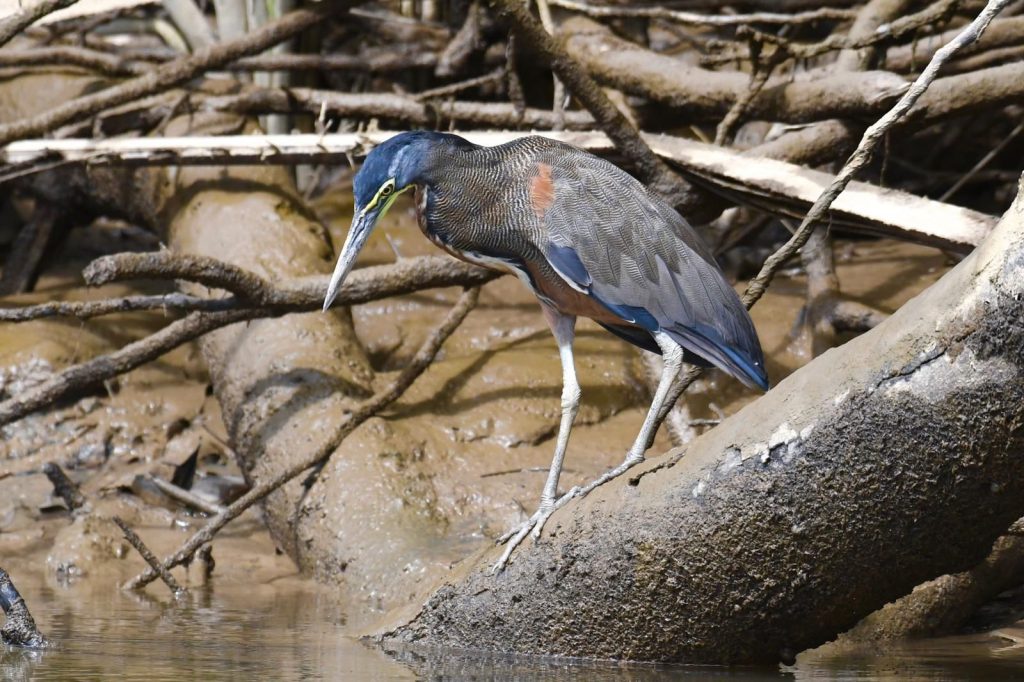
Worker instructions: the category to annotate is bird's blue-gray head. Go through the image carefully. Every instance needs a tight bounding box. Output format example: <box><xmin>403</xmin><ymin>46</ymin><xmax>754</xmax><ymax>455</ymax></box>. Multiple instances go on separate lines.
<box><xmin>323</xmin><ymin>131</ymin><xmax>458</xmax><ymax>311</ymax></box>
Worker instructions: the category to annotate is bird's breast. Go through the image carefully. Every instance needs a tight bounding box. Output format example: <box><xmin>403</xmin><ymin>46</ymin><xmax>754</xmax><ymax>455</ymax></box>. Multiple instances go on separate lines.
<box><xmin>414</xmin><ymin>185</ymin><xmax>518</xmax><ymax>276</ymax></box>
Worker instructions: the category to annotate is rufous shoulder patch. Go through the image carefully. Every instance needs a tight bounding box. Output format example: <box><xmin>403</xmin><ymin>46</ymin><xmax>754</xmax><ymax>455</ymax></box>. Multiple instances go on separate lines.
<box><xmin>529</xmin><ymin>163</ymin><xmax>555</xmax><ymax>219</ymax></box>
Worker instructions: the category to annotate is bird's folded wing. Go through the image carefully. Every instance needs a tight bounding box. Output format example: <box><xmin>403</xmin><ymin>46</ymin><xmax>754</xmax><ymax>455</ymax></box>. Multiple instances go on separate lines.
<box><xmin>537</xmin><ymin>150</ymin><xmax>767</xmax><ymax>389</ymax></box>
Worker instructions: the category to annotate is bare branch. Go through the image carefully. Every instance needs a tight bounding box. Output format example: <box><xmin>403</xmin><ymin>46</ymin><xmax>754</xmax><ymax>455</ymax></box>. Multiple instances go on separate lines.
<box><xmin>83</xmin><ymin>251</ymin><xmax>278</xmax><ymax>303</ymax></box>
<box><xmin>150</xmin><ymin>477</ymin><xmax>227</xmax><ymax>515</ymax></box>
<box><xmin>0</xmin><ymin>307</ymin><xmax>252</xmax><ymax>429</ymax></box>
<box><xmin>706</xmin><ymin>0</ymin><xmax>959</xmax><ymax>64</ymax></box>
<box><xmin>742</xmin><ymin>0</ymin><xmax>1013</xmax><ymax>308</ymax></box>
<box><xmin>489</xmin><ymin>0</ymin><xmax>690</xmax><ymax>205</ymax></box>
<box><xmin>0</xmin><ymin>255</ymin><xmax>498</xmax><ymax>428</ymax></box>
<box><xmin>0</xmin><ymin>0</ymin><xmax>80</xmax><ymax>50</ymax></box>
<box><xmin>885</xmin><ymin>15</ymin><xmax>1024</xmax><ymax>72</ymax></box>
<box><xmin>0</xmin><ymin>46</ymin><xmax>441</xmax><ymax>76</ymax></box>
<box><xmin>42</xmin><ymin>462</ymin><xmax>88</xmax><ymax>512</ymax></box>
<box><xmin>113</xmin><ymin>516</ymin><xmax>187</xmax><ymax>597</ymax></box>
<box><xmin>414</xmin><ymin>67</ymin><xmax>505</xmax><ymax>101</ymax></box>
<box><xmin>0</xmin><ymin>293</ymin><xmax>233</xmax><ymax>323</ymax></box>
<box><xmin>204</xmin><ymin>87</ymin><xmax>596</xmax><ymax>130</ymax></box>
<box><xmin>0</xmin><ymin>46</ymin><xmax>148</xmax><ymax>76</ymax></box>
<box><xmin>229</xmin><ymin>50</ymin><xmax>440</xmax><ymax>72</ymax></box>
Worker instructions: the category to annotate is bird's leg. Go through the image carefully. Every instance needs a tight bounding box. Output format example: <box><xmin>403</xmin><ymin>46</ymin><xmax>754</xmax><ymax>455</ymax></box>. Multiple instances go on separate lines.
<box><xmin>553</xmin><ymin>331</ymin><xmax>683</xmax><ymax>503</ymax></box>
<box><xmin>643</xmin><ymin>362</ymin><xmax>695</xmax><ymax>451</ymax></box>
<box><xmin>493</xmin><ymin>308</ymin><xmax>578</xmax><ymax>572</ymax></box>
<box><xmin>620</xmin><ymin>331</ymin><xmax>684</xmax><ymax>468</ymax></box>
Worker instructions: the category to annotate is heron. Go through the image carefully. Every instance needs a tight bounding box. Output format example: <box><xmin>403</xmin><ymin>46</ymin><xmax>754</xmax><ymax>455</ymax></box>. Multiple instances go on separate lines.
<box><xmin>323</xmin><ymin>131</ymin><xmax>768</xmax><ymax>570</ymax></box>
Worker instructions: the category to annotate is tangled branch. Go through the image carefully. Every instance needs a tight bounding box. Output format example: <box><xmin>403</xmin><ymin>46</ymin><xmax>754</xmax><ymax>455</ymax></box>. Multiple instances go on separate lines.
<box><xmin>0</xmin><ymin>253</ymin><xmax>498</xmax><ymax>429</ymax></box>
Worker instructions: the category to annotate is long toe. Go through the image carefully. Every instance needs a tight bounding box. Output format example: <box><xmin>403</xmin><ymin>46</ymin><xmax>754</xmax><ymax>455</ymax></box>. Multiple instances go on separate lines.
<box><xmin>492</xmin><ymin>501</ymin><xmax>557</xmax><ymax>573</ymax></box>
<box><xmin>563</xmin><ymin>455</ymin><xmax>645</xmax><ymax>503</ymax></box>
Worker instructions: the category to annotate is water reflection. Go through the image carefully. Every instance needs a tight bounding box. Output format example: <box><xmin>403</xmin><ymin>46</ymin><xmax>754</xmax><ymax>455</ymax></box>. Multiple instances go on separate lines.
<box><xmin>3</xmin><ymin>579</ymin><xmax>1024</xmax><ymax>681</ymax></box>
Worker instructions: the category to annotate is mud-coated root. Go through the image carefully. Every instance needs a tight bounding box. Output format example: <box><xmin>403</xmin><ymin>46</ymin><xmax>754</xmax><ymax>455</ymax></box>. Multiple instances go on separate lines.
<box><xmin>0</xmin><ymin>568</ymin><xmax>49</xmax><ymax>649</ymax></box>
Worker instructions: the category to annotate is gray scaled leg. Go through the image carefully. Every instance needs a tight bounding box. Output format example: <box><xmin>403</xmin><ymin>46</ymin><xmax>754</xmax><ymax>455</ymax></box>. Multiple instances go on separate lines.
<box><xmin>643</xmin><ymin>359</ymin><xmax>699</xmax><ymax>451</ymax></box>
<box><xmin>550</xmin><ymin>330</ymin><xmax>683</xmax><ymax>505</ymax></box>
<box><xmin>493</xmin><ymin>307</ymin><xmax>579</xmax><ymax>573</ymax></box>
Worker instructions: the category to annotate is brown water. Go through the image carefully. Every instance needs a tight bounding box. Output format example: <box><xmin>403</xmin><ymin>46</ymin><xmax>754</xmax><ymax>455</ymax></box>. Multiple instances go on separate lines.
<box><xmin>4</xmin><ymin>576</ymin><xmax>1024</xmax><ymax>680</ymax></box>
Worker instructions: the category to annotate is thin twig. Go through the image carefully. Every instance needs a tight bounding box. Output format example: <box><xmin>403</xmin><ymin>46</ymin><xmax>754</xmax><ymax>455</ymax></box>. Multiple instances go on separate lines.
<box><xmin>113</xmin><ymin>516</ymin><xmax>187</xmax><ymax>596</ymax></box>
<box><xmin>549</xmin><ymin>0</ymin><xmax>857</xmax><ymax>27</ymax></box>
<box><xmin>713</xmin><ymin>48</ymin><xmax>782</xmax><ymax>145</ymax></box>
<box><xmin>124</xmin><ymin>287</ymin><xmax>481</xmax><ymax>590</ymax></box>
<box><xmin>0</xmin><ymin>46</ymin><xmax>440</xmax><ymax>75</ymax></box>
<box><xmin>707</xmin><ymin>0</ymin><xmax>959</xmax><ymax>64</ymax></box>
<box><xmin>0</xmin><ymin>47</ymin><xmax>148</xmax><ymax>76</ymax></box>
<box><xmin>230</xmin><ymin>51</ymin><xmax>440</xmax><ymax>72</ymax></box>
<box><xmin>0</xmin><ymin>308</ymin><xmax>252</xmax><ymax>429</ymax></box>
<box><xmin>206</xmin><ymin>87</ymin><xmax>596</xmax><ymax>130</ymax></box>
<box><xmin>42</xmin><ymin>462</ymin><xmax>88</xmax><ymax>512</ymax></box>
<box><xmin>0</xmin><ymin>292</ymin><xmax>233</xmax><ymax>322</ymax></box>
<box><xmin>939</xmin><ymin>119</ymin><xmax>1024</xmax><ymax>202</ymax></box>
<box><xmin>415</xmin><ymin>67</ymin><xmax>506</xmax><ymax>101</ymax></box>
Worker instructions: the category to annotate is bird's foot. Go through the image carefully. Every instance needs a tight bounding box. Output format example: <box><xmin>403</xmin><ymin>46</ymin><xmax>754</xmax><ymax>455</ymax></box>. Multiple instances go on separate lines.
<box><xmin>490</xmin><ymin>453</ymin><xmax>644</xmax><ymax>574</ymax></box>
<box><xmin>491</xmin><ymin>491</ymin><xmax>580</xmax><ymax>574</ymax></box>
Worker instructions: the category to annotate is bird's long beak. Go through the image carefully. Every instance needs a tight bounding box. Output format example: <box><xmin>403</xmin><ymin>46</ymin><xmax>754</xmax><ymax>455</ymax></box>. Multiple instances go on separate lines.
<box><xmin>323</xmin><ymin>212</ymin><xmax>373</xmax><ymax>312</ymax></box>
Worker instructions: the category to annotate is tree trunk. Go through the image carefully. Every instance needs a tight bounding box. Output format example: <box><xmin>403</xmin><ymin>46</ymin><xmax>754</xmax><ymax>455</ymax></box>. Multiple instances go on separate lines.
<box><xmin>156</xmin><ymin>116</ymin><xmax>377</xmax><ymax>562</ymax></box>
<box><xmin>384</xmin><ymin>182</ymin><xmax>1024</xmax><ymax>664</ymax></box>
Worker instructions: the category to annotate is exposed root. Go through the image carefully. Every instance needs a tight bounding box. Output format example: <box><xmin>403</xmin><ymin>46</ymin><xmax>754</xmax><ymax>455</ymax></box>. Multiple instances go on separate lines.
<box><xmin>0</xmin><ymin>568</ymin><xmax>50</xmax><ymax>649</ymax></box>
<box><xmin>124</xmin><ymin>286</ymin><xmax>480</xmax><ymax>590</ymax></box>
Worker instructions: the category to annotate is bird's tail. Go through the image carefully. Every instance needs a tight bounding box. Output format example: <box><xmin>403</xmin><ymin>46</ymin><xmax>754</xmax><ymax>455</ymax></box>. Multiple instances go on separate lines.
<box><xmin>665</xmin><ymin>324</ymin><xmax>769</xmax><ymax>391</ymax></box>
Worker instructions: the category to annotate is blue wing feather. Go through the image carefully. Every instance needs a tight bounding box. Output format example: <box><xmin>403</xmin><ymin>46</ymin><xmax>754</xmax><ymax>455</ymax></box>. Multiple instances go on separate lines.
<box><xmin>547</xmin><ymin>243</ymin><xmax>592</xmax><ymax>289</ymax></box>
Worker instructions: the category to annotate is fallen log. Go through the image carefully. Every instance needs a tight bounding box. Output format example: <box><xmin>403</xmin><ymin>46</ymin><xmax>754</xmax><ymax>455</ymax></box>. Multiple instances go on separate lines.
<box><xmin>383</xmin><ymin>181</ymin><xmax>1024</xmax><ymax>663</ymax></box>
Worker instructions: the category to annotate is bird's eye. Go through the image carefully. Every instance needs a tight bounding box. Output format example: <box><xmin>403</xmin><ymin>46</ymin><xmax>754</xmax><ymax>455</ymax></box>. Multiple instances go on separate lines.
<box><xmin>381</xmin><ymin>183</ymin><xmax>394</xmax><ymax>197</ymax></box>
